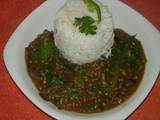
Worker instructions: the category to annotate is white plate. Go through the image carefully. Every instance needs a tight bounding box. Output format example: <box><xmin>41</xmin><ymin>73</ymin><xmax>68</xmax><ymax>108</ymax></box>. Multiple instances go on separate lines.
<box><xmin>3</xmin><ymin>0</ymin><xmax>160</xmax><ymax>120</ymax></box>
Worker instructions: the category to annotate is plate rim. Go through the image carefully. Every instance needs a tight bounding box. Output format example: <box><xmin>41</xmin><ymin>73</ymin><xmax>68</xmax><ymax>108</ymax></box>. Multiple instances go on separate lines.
<box><xmin>3</xmin><ymin>0</ymin><xmax>160</xmax><ymax>120</ymax></box>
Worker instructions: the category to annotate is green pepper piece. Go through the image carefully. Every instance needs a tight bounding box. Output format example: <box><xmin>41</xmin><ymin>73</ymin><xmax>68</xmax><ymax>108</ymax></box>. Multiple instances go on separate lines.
<box><xmin>84</xmin><ymin>0</ymin><xmax>101</xmax><ymax>23</ymax></box>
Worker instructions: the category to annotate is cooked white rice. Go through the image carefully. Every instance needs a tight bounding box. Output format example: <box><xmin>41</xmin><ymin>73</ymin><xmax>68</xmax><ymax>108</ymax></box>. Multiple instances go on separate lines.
<box><xmin>54</xmin><ymin>0</ymin><xmax>114</xmax><ymax>64</ymax></box>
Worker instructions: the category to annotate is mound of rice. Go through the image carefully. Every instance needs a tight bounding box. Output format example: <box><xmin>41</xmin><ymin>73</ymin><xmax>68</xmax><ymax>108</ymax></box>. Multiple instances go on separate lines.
<box><xmin>54</xmin><ymin>0</ymin><xmax>114</xmax><ymax>64</ymax></box>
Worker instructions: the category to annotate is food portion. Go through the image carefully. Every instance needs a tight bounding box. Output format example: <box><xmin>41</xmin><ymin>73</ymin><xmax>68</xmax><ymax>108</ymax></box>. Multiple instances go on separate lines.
<box><xmin>25</xmin><ymin>0</ymin><xmax>147</xmax><ymax>114</ymax></box>
<box><xmin>54</xmin><ymin>0</ymin><xmax>114</xmax><ymax>64</ymax></box>
<box><xmin>25</xmin><ymin>29</ymin><xmax>146</xmax><ymax>113</ymax></box>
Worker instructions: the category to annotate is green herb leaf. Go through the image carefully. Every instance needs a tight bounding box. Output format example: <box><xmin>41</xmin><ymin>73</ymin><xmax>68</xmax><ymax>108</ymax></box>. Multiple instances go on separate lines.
<box><xmin>59</xmin><ymin>58</ymin><xmax>75</xmax><ymax>71</ymax></box>
<box><xmin>38</xmin><ymin>42</ymin><xmax>55</xmax><ymax>60</ymax></box>
<box><xmin>93</xmin><ymin>80</ymin><xmax>118</xmax><ymax>93</ymax></box>
<box><xmin>75</xmin><ymin>79</ymin><xmax>85</xmax><ymax>87</ymax></box>
<box><xmin>46</xmin><ymin>66</ymin><xmax>64</xmax><ymax>86</ymax></box>
<box><xmin>109</xmin><ymin>65</ymin><xmax>120</xmax><ymax>77</ymax></box>
<box><xmin>31</xmin><ymin>42</ymin><xmax>55</xmax><ymax>63</ymax></box>
<box><xmin>74</xmin><ymin>16</ymin><xmax>97</xmax><ymax>35</ymax></box>
<box><xmin>47</xmin><ymin>76</ymin><xmax>64</xmax><ymax>86</ymax></box>
<box><xmin>65</xmin><ymin>88</ymin><xmax>81</xmax><ymax>101</ymax></box>
<box><xmin>126</xmin><ymin>58</ymin><xmax>136</xmax><ymax>68</ymax></box>
<box><xmin>84</xmin><ymin>0</ymin><xmax>101</xmax><ymax>23</ymax></box>
<box><xmin>131</xmin><ymin>47</ymin><xmax>140</xmax><ymax>58</ymax></box>
<box><xmin>74</xmin><ymin>68</ymin><xmax>86</xmax><ymax>87</ymax></box>
<box><xmin>109</xmin><ymin>79</ymin><xmax>118</xmax><ymax>91</ymax></box>
<box><xmin>76</xmin><ymin>68</ymin><xmax>86</xmax><ymax>78</ymax></box>
<box><xmin>93</xmin><ymin>84</ymin><xmax>107</xmax><ymax>93</ymax></box>
<box><xmin>93</xmin><ymin>65</ymin><xmax>120</xmax><ymax>93</ymax></box>
<box><xmin>111</xmin><ymin>47</ymin><xmax>124</xmax><ymax>59</ymax></box>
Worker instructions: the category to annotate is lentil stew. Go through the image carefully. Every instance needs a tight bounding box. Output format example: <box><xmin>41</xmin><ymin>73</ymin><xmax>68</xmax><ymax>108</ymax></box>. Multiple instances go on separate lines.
<box><xmin>25</xmin><ymin>29</ymin><xmax>146</xmax><ymax>113</ymax></box>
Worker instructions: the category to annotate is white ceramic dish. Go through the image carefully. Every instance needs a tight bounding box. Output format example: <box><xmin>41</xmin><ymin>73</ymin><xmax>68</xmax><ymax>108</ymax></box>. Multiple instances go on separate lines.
<box><xmin>3</xmin><ymin>0</ymin><xmax>160</xmax><ymax>120</ymax></box>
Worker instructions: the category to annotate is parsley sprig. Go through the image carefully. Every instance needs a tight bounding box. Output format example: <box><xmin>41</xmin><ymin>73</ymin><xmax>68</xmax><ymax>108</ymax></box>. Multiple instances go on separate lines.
<box><xmin>74</xmin><ymin>16</ymin><xmax>97</xmax><ymax>35</ymax></box>
<box><xmin>73</xmin><ymin>0</ymin><xmax>101</xmax><ymax>35</ymax></box>
<box><xmin>31</xmin><ymin>42</ymin><xmax>55</xmax><ymax>64</ymax></box>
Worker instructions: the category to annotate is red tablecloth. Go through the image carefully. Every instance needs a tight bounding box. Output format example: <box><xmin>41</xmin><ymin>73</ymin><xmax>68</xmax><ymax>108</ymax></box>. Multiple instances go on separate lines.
<box><xmin>0</xmin><ymin>0</ymin><xmax>160</xmax><ymax>120</ymax></box>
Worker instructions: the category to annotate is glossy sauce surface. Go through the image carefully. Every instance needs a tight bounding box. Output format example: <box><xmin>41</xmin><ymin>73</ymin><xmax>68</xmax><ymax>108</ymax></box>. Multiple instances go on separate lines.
<box><xmin>25</xmin><ymin>29</ymin><xmax>146</xmax><ymax>113</ymax></box>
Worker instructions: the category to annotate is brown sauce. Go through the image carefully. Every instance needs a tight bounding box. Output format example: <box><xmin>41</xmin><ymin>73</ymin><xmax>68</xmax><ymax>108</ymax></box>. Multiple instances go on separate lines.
<box><xmin>25</xmin><ymin>29</ymin><xmax>147</xmax><ymax>113</ymax></box>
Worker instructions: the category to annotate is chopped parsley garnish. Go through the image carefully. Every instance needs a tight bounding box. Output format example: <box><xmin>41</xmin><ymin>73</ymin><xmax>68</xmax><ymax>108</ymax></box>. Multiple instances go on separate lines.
<box><xmin>74</xmin><ymin>0</ymin><xmax>102</xmax><ymax>35</ymax></box>
<box><xmin>31</xmin><ymin>42</ymin><xmax>55</xmax><ymax>63</ymax></box>
<box><xmin>76</xmin><ymin>68</ymin><xmax>86</xmax><ymax>78</ymax></box>
<box><xmin>74</xmin><ymin>16</ymin><xmax>97</xmax><ymax>35</ymax></box>
<box><xmin>46</xmin><ymin>66</ymin><xmax>64</xmax><ymax>86</ymax></box>
<box><xmin>109</xmin><ymin>65</ymin><xmax>120</xmax><ymax>77</ymax></box>
<box><xmin>74</xmin><ymin>68</ymin><xmax>86</xmax><ymax>87</ymax></box>
<box><xmin>65</xmin><ymin>88</ymin><xmax>81</xmax><ymax>101</ymax></box>
<box><xmin>47</xmin><ymin>76</ymin><xmax>64</xmax><ymax>86</ymax></box>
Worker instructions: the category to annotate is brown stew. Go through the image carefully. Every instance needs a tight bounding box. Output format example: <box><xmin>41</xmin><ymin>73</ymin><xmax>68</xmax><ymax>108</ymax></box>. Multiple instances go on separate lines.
<box><xmin>25</xmin><ymin>29</ymin><xmax>146</xmax><ymax>113</ymax></box>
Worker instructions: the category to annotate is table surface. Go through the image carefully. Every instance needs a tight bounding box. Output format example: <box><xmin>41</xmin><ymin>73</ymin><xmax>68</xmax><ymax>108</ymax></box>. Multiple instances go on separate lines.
<box><xmin>0</xmin><ymin>0</ymin><xmax>160</xmax><ymax>120</ymax></box>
